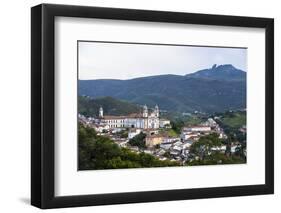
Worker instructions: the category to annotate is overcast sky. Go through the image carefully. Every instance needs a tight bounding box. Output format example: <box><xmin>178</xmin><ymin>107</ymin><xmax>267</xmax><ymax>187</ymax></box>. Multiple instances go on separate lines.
<box><xmin>78</xmin><ymin>41</ymin><xmax>247</xmax><ymax>80</ymax></box>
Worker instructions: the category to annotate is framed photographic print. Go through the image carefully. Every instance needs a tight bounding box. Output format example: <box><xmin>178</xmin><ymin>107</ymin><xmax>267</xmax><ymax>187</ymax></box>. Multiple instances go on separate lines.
<box><xmin>31</xmin><ymin>4</ymin><xmax>274</xmax><ymax>209</ymax></box>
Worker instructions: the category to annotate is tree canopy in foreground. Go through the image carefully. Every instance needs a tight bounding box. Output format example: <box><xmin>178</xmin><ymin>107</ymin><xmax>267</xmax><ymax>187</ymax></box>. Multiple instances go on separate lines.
<box><xmin>78</xmin><ymin>124</ymin><xmax>179</xmax><ymax>170</ymax></box>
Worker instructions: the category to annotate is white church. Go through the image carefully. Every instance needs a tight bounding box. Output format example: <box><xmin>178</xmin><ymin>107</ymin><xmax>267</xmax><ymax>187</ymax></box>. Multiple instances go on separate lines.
<box><xmin>99</xmin><ymin>105</ymin><xmax>161</xmax><ymax>129</ymax></box>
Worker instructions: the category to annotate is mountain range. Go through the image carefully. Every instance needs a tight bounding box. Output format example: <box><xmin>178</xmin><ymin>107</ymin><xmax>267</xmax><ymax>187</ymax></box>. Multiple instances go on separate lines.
<box><xmin>78</xmin><ymin>64</ymin><xmax>246</xmax><ymax>113</ymax></box>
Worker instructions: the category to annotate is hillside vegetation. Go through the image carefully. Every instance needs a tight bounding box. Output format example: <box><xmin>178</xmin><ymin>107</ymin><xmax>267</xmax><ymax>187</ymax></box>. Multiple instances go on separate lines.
<box><xmin>78</xmin><ymin>124</ymin><xmax>180</xmax><ymax>170</ymax></box>
<box><xmin>220</xmin><ymin>111</ymin><xmax>246</xmax><ymax>128</ymax></box>
<box><xmin>79</xmin><ymin>96</ymin><xmax>141</xmax><ymax>117</ymax></box>
<box><xmin>79</xmin><ymin>64</ymin><xmax>246</xmax><ymax>113</ymax></box>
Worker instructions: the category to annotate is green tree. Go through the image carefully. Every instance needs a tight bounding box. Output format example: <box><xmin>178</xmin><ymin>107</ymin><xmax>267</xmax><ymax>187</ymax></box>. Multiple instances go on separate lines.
<box><xmin>78</xmin><ymin>124</ymin><xmax>179</xmax><ymax>170</ymax></box>
<box><xmin>115</xmin><ymin>129</ymin><xmax>128</xmax><ymax>138</ymax></box>
<box><xmin>171</xmin><ymin>120</ymin><xmax>184</xmax><ymax>134</ymax></box>
<box><xmin>189</xmin><ymin>133</ymin><xmax>223</xmax><ymax>160</ymax></box>
<box><xmin>187</xmin><ymin>133</ymin><xmax>246</xmax><ymax>166</ymax></box>
<box><xmin>128</xmin><ymin>132</ymin><xmax>146</xmax><ymax>149</ymax></box>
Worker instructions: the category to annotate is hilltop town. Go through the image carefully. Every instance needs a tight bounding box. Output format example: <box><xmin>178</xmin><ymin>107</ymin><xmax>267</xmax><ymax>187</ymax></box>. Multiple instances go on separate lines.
<box><xmin>78</xmin><ymin>104</ymin><xmax>246</xmax><ymax>165</ymax></box>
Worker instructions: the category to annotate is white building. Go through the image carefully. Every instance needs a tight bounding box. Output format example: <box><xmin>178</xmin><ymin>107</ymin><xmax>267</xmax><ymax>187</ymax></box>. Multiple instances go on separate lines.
<box><xmin>182</xmin><ymin>126</ymin><xmax>211</xmax><ymax>132</ymax></box>
<box><xmin>128</xmin><ymin>128</ymin><xmax>142</xmax><ymax>139</ymax></box>
<box><xmin>202</xmin><ymin>118</ymin><xmax>217</xmax><ymax>127</ymax></box>
<box><xmin>93</xmin><ymin>124</ymin><xmax>109</xmax><ymax>133</ymax></box>
<box><xmin>162</xmin><ymin>137</ymin><xmax>180</xmax><ymax>144</ymax></box>
<box><xmin>159</xmin><ymin>119</ymin><xmax>171</xmax><ymax>128</ymax></box>
<box><xmin>99</xmin><ymin>105</ymin><xmax>161</xmax><ymax>129</ymax></box>
<box><xmin>160</xmin><ymin>143</ymin><xmax>173</xmax><ymax>150</ymax></box>
<box><xmin>180</xmin><ymin>132</ymin><xmax>199</xmax><ymax>141</ymax></box>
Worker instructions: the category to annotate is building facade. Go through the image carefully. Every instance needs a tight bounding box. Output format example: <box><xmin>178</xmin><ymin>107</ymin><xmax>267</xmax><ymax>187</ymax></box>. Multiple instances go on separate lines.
<box><xmin>182</xmin><ymin>126</ymin><xmax>211</xmax><ymax>132</ymax></box>
<box><xmin>159</xmin><ymin>119</ymin><xmax>171</xmax><ymax>128</ymax></box>
<box><xmin>145</xmin><ymin>135</ymin><xmax>164</xmax><ymax>147</ymax></box>
<box><xmin>99</xmin><ymin>105</ymin><xmax>160</xmax><ymax>129</ymax></box>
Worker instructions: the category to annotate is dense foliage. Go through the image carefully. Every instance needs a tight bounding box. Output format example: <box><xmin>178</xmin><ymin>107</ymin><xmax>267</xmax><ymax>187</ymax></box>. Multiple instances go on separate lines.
<box><xmin>220</xmin><ymin>111</ymin><xmax>246</xmax><ymax>129</ymax></box>
<box><xmin>215</xmin><ymin>111</ymin><xmax>246</xmax><ymax>144</ymax></box>
<box><xmin>79</xmin><ymin>124</ymin><xmax>179</xmax><ymax>170</ymax></box>
<box><xmin>187</xmin><ymin>133</ymin><xmax>246</xmax><ymax>165</ymax></box>
<box><xmin>189</xmin><ymin>133</ymin><xmax>223</xmax><ymax>160</ymax></box>
<box><xmin>171</xmin><ymin>120</ymin><xmax>185</xmax><ymax>134</ymax></box>
<box><xmin>128</xmin><ymin>132</ymin><xmax>146</xmax><ymax>149</ymax></box>
<box><xmin>186</xmin><ymin>153</ymin><xmax>245</xmax><ymax>166</ymax></box>
<box><xmin>115</xmin><ymin>129</ymin><xmax>129</xmax><ymax>138</ymax></box>
<box><xmin>79</xmin><ymin>96</ymin><xmax>141</xmax><ymax>117</ymax></box>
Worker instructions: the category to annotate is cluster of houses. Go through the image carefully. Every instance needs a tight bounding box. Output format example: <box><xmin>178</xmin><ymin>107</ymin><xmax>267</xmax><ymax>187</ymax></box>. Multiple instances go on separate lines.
<box><xmin>141</xmin><ymin>118</ymin><xmax>230</xmax><ymax>162</ymax></box>
<box><xmin>79</xmin><ymin>105</ymin><xmax>244</xmax><ymax>163</ymax></box>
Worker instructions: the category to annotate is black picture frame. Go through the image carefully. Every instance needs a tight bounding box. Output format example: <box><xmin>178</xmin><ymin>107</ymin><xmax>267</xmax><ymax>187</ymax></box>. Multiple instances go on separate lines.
<box><xmin>31</xmin><ymin>3</ymin><xmax>274</xmax><ymax>209</ymax></box>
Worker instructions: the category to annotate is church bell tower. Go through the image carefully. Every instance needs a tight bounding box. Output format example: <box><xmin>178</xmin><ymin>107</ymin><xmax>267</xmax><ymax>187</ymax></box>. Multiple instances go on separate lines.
<box><xmin>154</xmin><ymin>105</ymin><xmax>159</xmax><ymax>117</ymax></box>
<box><xmin>99</xmin><ymin>106</ymin><xmax>103</xmax><ymax>118</ymax></box>
<box><xmin>143</xmin><ymin>105</ymin><xmax>148</xmax><ymax>117</ymax></box>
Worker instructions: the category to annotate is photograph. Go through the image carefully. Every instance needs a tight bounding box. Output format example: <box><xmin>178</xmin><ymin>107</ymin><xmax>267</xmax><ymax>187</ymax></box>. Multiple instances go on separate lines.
<box><xmin>29</xmin><ymin>3</ymin><xmax>274</xmax><ymax>209</ymax></box>
<box><xmin>78</xmin><ymin>41</ymin><xmax>247</xmax><ymax>170</ymax></box>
